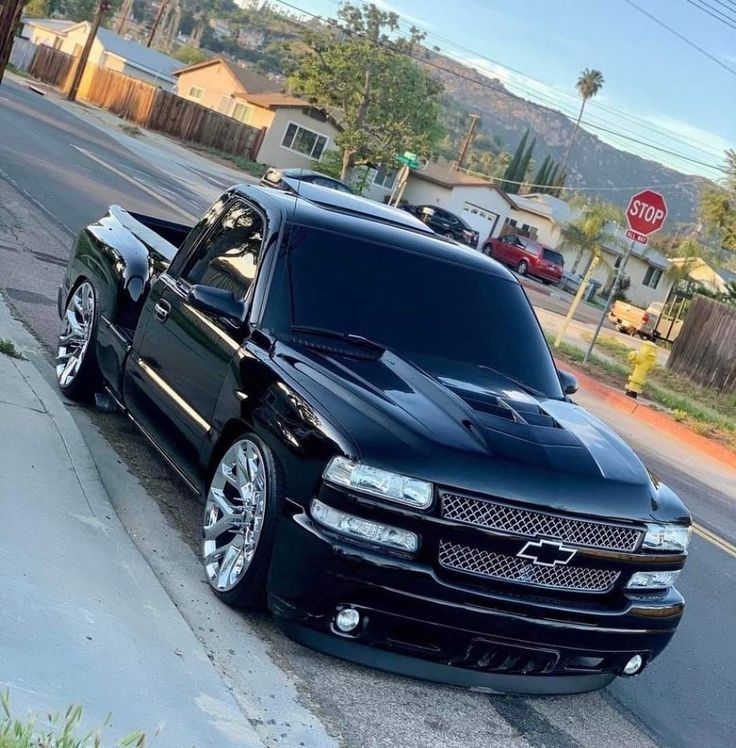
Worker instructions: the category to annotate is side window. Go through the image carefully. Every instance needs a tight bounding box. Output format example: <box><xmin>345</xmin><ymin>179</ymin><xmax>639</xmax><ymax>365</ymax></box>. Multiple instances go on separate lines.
<box><xmin>183</xmin><ymin>201</ymin><xmax>264</xmax><ymax>300</ymax></box>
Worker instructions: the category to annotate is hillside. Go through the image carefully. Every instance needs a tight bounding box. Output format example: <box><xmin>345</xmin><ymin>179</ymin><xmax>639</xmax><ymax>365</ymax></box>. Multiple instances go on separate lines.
<box><xmin>192</xmin><ymin>7</ymin><xmax>709</xmax><ymax>223</ymax></box>
<box><xmin>420</xmin><ymin>49</ymin><xmax>707</xmax><ymax>223</ymax></box>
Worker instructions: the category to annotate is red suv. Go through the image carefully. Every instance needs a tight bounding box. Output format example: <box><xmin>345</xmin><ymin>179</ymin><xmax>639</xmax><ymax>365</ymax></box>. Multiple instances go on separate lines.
<box><xmin>483</xmin><ymin>234</ymin><xmax>564</xmax><ymax>285</ymax></box>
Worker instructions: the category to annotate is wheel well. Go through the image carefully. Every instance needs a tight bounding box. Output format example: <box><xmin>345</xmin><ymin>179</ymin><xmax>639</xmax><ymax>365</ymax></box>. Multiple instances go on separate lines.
<box><xmin>207</xmin><ymin>418</ymin><xmax>251</xmax><ymax>481</ymax></box>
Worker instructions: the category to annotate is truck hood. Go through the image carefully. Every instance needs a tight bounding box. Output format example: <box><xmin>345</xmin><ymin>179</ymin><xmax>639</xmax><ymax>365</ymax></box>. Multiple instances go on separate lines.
<box><xmin>273</xmin><ymin>342</ymin><xmax>688</xmax><ymax>524</ymax></box>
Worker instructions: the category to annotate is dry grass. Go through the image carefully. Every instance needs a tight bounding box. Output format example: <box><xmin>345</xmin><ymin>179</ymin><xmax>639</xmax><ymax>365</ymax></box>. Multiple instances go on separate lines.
<box><xmin>549</xmin><ymin>332</ymin><xmax>736</xmax><ymax>450</ymax></box>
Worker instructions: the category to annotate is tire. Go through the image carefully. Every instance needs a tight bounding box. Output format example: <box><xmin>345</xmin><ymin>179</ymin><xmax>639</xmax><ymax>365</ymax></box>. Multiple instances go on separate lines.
<box><xmin>202</xmin><ymin>433</ymin><xmax>283</xmax><ymax>610</ymax></box>
<box><xmin>516</xmin><ymin>260</ymin><xmax>529</xmax><ymax>276</ymax></box>
<box><xmin>542</xmin><ymin>279</ymin><xmax>550</xmax><ymax>286</ymax></box>
<box><xmin>55</xmin><ymin>280</ymin><xmax>101</xmax><ymax>401</ymax></box>
<box><xmin>483</xmin><ymin>244</ymin><xmax>493</xmax><ymax>258</ymax></box>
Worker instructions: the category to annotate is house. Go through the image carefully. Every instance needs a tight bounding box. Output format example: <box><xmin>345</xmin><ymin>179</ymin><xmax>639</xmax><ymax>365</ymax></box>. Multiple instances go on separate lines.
<box><xmin>361</xmin><ymin>160</ymin><xmax>516</xmax><ymax>243</ymax></box>
<box><xmin>669</xmin><ymin>257</ymin><xmax>736</xmax><ymax>295</ymax></box>
<box><xmin>559</xmin><ymin>227</ymin><xmax>673</xmax><ymax>308</ymax></box>
<box><xmin>172</xmin><ymin>58</ymin><xmax>340</xmax><ymax>169</ymax></box>
<box><xmin>501</xmin><ymin>193</ymin><xmax>580</xmax><ymax>248</ymax></box>
<box><xmin>20</xmin><ymin>18</ymin><xmax>180</xmax><ymax>87</ymax></box>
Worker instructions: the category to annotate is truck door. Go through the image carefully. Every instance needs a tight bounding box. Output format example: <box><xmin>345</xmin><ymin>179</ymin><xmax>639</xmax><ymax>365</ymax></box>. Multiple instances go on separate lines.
<box><xmin>124</xmin><ymin>199</ymin><xmax>265</xmax><ymax>485</ymax></box>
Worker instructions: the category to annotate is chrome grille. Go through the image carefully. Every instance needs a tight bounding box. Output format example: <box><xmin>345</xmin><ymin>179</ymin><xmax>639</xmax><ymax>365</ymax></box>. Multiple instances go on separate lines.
<box><xmin>441</xmin><ymin>492</ymin><xmax>642</xmax><ymax>552</ymax></box>
<box><xmin>439</xmin><ymin>540</ymin><xmax>620</xmax><ymax>593</ymax></box>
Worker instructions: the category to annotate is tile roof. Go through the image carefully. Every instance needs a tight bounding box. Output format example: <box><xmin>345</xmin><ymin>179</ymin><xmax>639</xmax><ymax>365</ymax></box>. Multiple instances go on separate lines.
<box><xmin>411</xmin><ymin>161</ymin><xmax>517</xmax><ymax>205</ymax></box>
<box><xmin>173</xmin><ymin>57</ymin><xmax>278</xmax><ymax>94</ymax></box>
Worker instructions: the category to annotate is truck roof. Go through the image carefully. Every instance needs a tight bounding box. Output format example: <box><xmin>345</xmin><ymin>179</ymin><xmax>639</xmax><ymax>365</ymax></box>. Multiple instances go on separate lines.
<box><xmin>233</xmin><ymin>183</ymin><xmax>516</xmax><ymax>281</ymax></box>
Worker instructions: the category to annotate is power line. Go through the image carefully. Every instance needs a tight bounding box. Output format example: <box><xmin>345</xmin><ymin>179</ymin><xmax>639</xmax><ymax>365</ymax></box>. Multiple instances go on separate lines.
<box><xmin>269</xmin><ymin>0</ymin><xmax>727</xmax><ymax>177</ymax></box>
<box><xmin>622</xmin><ymin>0</ymin><xmax>736</xmax><ymax>77</ymax></box>
<box><xmin>683</xmin><ymin>0</ymin><xmax>736</xmax><ymax>31</ymax></box>
<box><xmin>455</xmin><ymin>164</ymin><xmax>707</xmax><ymax>192</ymax></box>
<box><xmin>321</xmin><ymin>0</ymin><xmax>727</xmax><ymax>162</ymax></box>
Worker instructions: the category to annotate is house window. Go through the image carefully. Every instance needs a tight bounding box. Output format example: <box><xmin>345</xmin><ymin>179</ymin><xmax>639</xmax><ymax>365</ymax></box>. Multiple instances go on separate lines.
<box><xmin>281</xmin><ymin>122</ymin><xmax>328</xmax><ymax>160</ymax></box>
<box><xmin>373</xmin><ymin>164</ymin><xmax>398</xmax><ymax>190</ymax></box>
<box><xmin>643</xmin><ymin>266</ymin><xmax>663</xmax><ymax>289</ymax></box>
<box><xmin>232</xmin><ymin>102</ymin><xmax>255</xmax><ymax>124</ymax></box>
<box><xmin>187</xmin><ymin>85</ymin><xmax>204</xmax><ymax>101</ymax></box>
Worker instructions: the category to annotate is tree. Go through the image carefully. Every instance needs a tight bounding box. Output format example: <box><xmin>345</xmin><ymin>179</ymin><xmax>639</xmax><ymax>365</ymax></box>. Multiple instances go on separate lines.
<box><xmin>500</xmin><ymin>128</ymin><xmax>534</xmax><ymax>194</ymax></box>
<box><xmin>559</xmin><ymin>68</ymin><xmax>604</xmax><ymax>174</ymax></box>
<box><xmin>561</xmin><ymin>201</ymin><xmax>621</xmax><ymax>278</ymax></box>
<box><xmin>699</xmin><ymin>149</ymin><xmax>736</xmax><ymax>252</ymax></box>
<box><xmin>288</xmin><ymin>2</ymin><xmax>443</xmax><ymax>180</ymax></box>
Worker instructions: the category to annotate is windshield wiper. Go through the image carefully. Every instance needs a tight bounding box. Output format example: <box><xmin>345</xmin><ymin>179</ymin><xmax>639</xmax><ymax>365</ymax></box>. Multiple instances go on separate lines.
<box><xmin>476</xmin><ymin>364</ymin><xmax>548</xmax><ymax>399</ymax></box>
<box><xmin>290</xmin><ymin>325</ymin><xmax>385</xmax><ymax>353</ymax></box>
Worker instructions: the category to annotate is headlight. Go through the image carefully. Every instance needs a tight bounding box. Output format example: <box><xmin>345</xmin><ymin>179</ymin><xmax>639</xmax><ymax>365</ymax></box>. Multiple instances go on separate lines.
<box><xmin>311</xmin><ymin>499</ymin><xmax>419</xmax><ymax>552</ymax></box>
<box><xmin>627</xmin><ymin>570</ymin><xmax>681</xmax><ymax>590</ymax></box>
<box><xmin>642</xmin><ymin>523</ymin><xmax>691</xmax><ymax>552</ymax></box>
<box><xmin>323</xmin><ymin>457</ymin><xmax>433</xmax><ymax>509</ymax></box>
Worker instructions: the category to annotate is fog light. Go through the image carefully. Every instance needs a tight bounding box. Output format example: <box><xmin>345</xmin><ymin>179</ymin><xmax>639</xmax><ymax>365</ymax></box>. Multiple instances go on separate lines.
<box><xmin>335</xmin><ymin>607</ymin><xmax>360</xmax><ymax>633</ymax></box>
<box><xmin>623</xmin><ymin>654</ymin><xmax>644</xmax><ymax>676</ymax></box>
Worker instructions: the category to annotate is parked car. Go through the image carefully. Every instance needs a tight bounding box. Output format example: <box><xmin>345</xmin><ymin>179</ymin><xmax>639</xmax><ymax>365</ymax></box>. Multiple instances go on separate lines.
<box><xmin>261</xmin><ymin>167</ymin><xmax>354</xmax><ymax>194</ymax></box>
<box><xmin>483</xmin><ymin>234</ymin><xmax>564</xmax><ymax>285</ymax></box>
<box><xmin>403</xmin><ymin>204</ymin><xmax>479</xmax><ymax>247</ymax></box>
<box><xmin>609</xmin><ymin>300</ymin><xmax>683</xmax><ymax>340</ymax></box>
<box><xmin>56</xmin><ymin>181</ymin><xmax>690</xmax><ymax>695</ymax></box>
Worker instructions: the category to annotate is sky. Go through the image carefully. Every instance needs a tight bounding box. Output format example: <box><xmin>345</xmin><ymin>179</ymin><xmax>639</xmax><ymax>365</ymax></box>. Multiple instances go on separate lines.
<box><xmin>268</xmin><ymin>0</ymin><xmax>734</xmax><ymax>183</ymax></box>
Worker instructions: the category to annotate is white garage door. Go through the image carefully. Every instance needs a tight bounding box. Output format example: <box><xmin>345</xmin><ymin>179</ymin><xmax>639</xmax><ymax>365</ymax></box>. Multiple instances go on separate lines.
<box><xmin>462</xmin><ymin>202</ymin><xmax>500</xmax><ymax>244</ymax></box>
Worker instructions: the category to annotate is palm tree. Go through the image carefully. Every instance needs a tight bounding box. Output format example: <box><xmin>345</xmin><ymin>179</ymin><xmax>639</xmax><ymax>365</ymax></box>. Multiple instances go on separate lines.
<box><xmin>559</xmin><ymin>68</ymin><xmax>604</xmax><ymax>174</ymax></box>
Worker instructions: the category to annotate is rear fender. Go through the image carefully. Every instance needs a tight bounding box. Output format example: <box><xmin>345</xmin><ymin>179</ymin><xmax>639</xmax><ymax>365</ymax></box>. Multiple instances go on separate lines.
<box><xmin>59</xmin><ymin>212</ymin><xmax>154</xmax><ymax>396</ymax></box>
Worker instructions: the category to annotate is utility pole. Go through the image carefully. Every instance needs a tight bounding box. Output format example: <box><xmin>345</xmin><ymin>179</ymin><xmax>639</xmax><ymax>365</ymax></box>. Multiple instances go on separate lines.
<box><xmin>67</xmin><ymin>0</ymin><xmax>111</xmax><ymax>102</ymax></box>
<box><xmin>116</xmin><ymin>0</ymin><xmax>134</xmax><ymax>35</ymax></box>
<box><xmin>146</xmin><ymin>0</ymin><xmax>169</xmax><ymax>48</ymax></box>
<box><xmin>456</xmin><ymin>113</ymin><xmax>479</xmax><ymax>171</ymax></box>
<box><xmin>0</xmin><ymin>0</ymin><xmax>26</xmax><ymax>86</ymax></box>
<box><xmin>583</xmin><ymin>239</ymin><xmax>636</xmax><ymax>363</ymax></box>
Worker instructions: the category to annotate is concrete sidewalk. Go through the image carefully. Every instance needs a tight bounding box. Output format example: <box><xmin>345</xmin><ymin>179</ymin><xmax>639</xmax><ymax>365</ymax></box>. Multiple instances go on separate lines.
<box><xmin>0</xmin><ymin>300</ymin><xmax>264</xmax><ymax>746</ymax></box>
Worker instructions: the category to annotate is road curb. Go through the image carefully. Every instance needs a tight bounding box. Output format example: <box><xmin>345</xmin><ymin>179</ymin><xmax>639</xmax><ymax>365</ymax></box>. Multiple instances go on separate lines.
<box><xmin>563</xmin><ymin>361</ymin><xmax>736</xmax><ymax>468</ymax></box>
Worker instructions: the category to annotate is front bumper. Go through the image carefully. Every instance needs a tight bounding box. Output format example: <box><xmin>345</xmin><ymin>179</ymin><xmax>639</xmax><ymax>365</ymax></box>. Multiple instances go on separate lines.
<box><xmin>267</xmin><ymin>501</ymin><xmax>685</xmax><ymax>694</ymax></box>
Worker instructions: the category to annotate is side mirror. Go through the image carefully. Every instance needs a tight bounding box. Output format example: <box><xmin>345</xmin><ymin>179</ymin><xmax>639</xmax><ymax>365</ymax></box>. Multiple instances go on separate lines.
<box><xmin>558</xmin><ymin>369</ymin><xmax>579</xmax><ymax>396</ymax></box>
<box><xmin>188</xmin><ymin>285</ymin><xmax>246</xmax><ymax>325</ymax></box>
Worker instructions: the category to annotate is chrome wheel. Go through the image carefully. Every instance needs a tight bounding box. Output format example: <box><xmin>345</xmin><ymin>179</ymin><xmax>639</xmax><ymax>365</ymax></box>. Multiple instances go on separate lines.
<box><xmin>56</xmin><ymin>282</ymin><xmax>95</xmax><ymax>389</ymax></box>
<box><xmin>203</xmin><ymin>439</ymin><xmax>267</xmax><ymax>592</ymax></box>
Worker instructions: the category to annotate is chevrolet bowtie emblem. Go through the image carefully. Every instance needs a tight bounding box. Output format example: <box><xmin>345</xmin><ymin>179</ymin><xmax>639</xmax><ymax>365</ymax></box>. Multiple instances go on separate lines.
<box><xmin>517</xmin><ymin>539</ymin><xmax>577</xmax><ymax>567</ymax></box>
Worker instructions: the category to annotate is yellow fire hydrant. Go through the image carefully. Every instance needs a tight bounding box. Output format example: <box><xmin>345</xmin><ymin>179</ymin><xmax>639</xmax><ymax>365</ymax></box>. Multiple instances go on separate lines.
<box><xmin>625</xmin><ymin>340</ymin><xmax>658</xmax><ymax>398</ymax></box>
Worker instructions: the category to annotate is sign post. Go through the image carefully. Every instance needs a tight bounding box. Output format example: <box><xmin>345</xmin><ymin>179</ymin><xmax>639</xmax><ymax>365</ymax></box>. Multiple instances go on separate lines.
<box><xmin>583</xmin><ymin>190</ymin><xmax>668</xmax><ymax>364</ymax></box>
<box><xmin>389</xmin><ymin>151</ymin><xmax>419</xmax><ymax>207</ymax></box>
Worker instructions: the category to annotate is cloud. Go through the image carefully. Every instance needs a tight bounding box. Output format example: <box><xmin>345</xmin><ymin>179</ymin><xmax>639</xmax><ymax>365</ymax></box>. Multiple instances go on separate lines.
<box><xmin>646</xmin><ymin>116</ymin><xmax>732</xmax><ymax>157</ymax></box>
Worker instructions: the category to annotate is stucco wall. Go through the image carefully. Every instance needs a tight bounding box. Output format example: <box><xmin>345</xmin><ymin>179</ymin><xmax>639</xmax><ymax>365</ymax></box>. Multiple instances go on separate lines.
<box><xmin>256</xmin><ymin>108</ymin><xmax>338</xmax><ymax>168</ymax></box>
<box><xmin>504</xmin><ymin>207</ymin><xmax>561</xmax><ymax>247</ymax></box>
<box><xmin>175</xmin><ymin>64</ymin><xmax>243</xmax><ymax>110</ymax></box>
<box><xmin>400</xmin><ymin>180</ymin><xmax>510</xmax><ymax>243</ymax></box>
<box><xmin>559</xmin><ymin>245</ymin><xmax>672</xmax><ymax>307</ymax></box>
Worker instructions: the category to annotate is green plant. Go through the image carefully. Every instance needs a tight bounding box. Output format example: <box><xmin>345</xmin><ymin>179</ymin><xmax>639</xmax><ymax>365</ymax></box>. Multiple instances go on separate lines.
<box><xmin>0</xmin><ymin>339</ymin><xmax>24</xmax><ymax>360</ymax></box>
<box><xmin>288</xmin><ymin>2</ymin><xmax>444</xmax><ymax>179</ymax></box>
<box><xmin>119</xmin><ymin>124</ymin><xmax>141</xmax><ymax>137</ymax></box>
<box><xmin>0</xmin><ymin>691</ymin><xmax>146</xmax><ymax>747</ymax></box>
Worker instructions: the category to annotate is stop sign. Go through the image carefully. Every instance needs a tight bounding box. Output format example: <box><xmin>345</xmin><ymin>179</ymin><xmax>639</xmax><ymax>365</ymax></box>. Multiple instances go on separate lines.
<box><xmin>626</xmin><ymin>190</ymin><xmax>668</xmax><ymax>237</ymax></box>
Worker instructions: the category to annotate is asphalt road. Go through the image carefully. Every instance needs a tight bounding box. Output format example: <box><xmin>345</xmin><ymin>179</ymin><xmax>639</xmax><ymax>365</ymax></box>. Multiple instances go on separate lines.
<box><xmin>1</xmin><ymin>76</ymin><xmax>734</xmax><ymax>748</ymax></box>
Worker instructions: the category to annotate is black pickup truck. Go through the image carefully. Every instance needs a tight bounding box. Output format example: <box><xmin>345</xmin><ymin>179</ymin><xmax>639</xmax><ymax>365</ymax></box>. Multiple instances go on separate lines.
<box><xmin>56</xmin><ymin>182</ymin><xmax>691</xmax><ymax>695</ymax></box>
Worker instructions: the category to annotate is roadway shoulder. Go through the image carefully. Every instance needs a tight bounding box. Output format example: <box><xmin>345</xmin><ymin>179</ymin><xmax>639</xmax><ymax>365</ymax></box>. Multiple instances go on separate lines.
<box><xmin>564</xmin><ymin>361</ymin><xmax>736</xmax><ymax>469</ymax></box>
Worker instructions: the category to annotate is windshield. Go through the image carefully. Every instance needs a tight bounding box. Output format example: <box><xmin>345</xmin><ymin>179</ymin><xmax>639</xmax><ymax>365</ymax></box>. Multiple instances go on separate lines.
<box><xmin>543</xmin><ymin>248</ymin><xmax>564</xmax><ymax>265</ymax></box>
<box><xmin>271</xmin><ymin>226</ymin><xmax>563</xmax><ymax>398</ymax></box>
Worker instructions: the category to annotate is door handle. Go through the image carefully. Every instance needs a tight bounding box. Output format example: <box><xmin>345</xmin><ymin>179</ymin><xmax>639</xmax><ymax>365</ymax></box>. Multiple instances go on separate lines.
<box><xmin>154</xmin><ymin>299</ymin><xmax>171</xmax><ymax>322</ymax></box>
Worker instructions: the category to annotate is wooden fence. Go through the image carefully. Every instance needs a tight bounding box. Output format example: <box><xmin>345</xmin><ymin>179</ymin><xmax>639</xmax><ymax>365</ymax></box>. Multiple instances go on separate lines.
<box><xmin>8</xmin><ymin>36</ymin><xmax>36</xmax><ymax>72</ymax></box>
<box><xmin>28</xmin><ymin>44</ymin><xmax>75</xmax><ymax>89</ymax></box>
<box><xmin>10</xmin><ymin>38</ymin><xmax>264</xmax><ymax>161</ymax></box>
<box><xmin>667</xmin><ymin>294</ymin><xmax>736</xmax><ymax>394</ymax></box>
